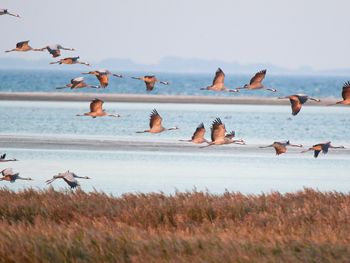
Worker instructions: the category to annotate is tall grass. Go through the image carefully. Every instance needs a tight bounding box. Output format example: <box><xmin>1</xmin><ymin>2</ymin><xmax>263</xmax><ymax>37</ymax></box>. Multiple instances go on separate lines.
<box><xmin>0</xmin><ymin>188</ymin><xmax>349</xmax><ymax>262</ymax></box>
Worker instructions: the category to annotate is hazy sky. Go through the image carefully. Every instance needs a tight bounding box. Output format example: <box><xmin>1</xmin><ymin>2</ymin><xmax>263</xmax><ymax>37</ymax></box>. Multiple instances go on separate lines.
<box><xmin>1</xmin><ymin>0</ymin><xmax>350</xmax><ymax>70</ymax></box>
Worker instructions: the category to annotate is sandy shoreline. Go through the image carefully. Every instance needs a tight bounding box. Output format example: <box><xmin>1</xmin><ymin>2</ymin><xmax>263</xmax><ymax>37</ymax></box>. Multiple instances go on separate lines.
<box><xmin>0</xmin><ymin>92</ymin><xmax>338</xmax><ymax>105</ymax></box>
<box><xmin>1</xmin><ymin>135</ymin><xmax>348</xmax><ymax>156</ymax></box>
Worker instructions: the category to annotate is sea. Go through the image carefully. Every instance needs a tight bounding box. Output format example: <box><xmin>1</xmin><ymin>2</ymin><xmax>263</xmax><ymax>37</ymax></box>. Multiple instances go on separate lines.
<box><xmin>0</xmin><ymin>70</ymin><xmax>349</xmax><ymax>195</ymax></box>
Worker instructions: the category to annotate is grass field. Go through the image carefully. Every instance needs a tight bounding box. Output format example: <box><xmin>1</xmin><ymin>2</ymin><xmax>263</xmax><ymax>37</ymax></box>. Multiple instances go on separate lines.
<box><xmin>0</xmin><ymin>188</ymin><xmax>349</xmax><ymax>262</ymax></box>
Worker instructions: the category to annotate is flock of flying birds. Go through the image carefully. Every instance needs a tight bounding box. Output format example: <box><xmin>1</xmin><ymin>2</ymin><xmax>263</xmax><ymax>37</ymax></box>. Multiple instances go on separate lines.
<box><xmin>1</xmin><ymin>9</ymin><xmax>349</xmax><ymax>188</ymax></box>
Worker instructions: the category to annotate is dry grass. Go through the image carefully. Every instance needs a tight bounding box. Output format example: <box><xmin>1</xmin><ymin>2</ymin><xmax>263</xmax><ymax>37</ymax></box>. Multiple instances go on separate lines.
<box><xmin>0</xmin><ymin>188</ymin><xmax>349</xmax><ymax>262</ymax></box>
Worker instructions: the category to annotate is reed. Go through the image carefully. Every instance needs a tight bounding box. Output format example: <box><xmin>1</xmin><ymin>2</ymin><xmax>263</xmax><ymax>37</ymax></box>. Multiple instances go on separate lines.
<box><xmin>0</xmin><ymin>187</ymin><xmax>349</xmax><ymax>262</ymax></box>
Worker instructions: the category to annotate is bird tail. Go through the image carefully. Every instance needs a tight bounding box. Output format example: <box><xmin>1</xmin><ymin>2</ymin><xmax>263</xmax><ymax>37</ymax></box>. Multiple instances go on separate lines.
<box><xmin>160</xmin><ymin>81</ymin><xmax>169</xmax><ymax>85</ymax></box>
<box><xmin>259</xmin><ymin>144</ymin><xmax>273</xmax><ymax>148</ymax></box>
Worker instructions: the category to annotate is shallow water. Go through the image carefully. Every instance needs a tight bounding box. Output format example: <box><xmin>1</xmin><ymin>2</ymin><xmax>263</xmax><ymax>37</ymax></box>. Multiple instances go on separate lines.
<box><xmin>0</xmin><ymin>69</ymin><xmax>348</xmax><ymax>98</ymax></box>
<box><xmin>0</xmin><ymin>101</ymin><xmax>349</xmax><ymax>194</ymax></box>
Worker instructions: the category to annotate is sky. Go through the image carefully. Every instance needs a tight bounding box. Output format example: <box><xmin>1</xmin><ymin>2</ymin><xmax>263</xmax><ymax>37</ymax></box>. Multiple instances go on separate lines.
<box><xmin>1</xmin><ymin>0</ymin><xmax>350</xmax><ymax>70</ymax></box>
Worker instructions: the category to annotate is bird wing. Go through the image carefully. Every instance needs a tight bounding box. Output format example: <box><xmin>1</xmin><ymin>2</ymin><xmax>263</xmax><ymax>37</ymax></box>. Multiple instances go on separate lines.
<box><xmin>144</xmin><ymin>77</ymin><xmax>156</xmax><ymax>91</ymax></box>
<box><xmin>72</xmin><ymin>77</ymin><xmax>84</xmax><ymax>84</ymax></box>
<box><xmin>90</xmin><ymin>99</ymin><xmax>104</xmax><ymax>113</ymax></box>
<box><xmin>212</xmin><ymin>68</ymin><xmax>225</xmax><ymax>86</ymax></box>
<box><xmin>289</xmin><ymin>96</ymin><xmax>302</xmax><ymax>116</ymax></box>
<box><xmin>314</xmin><ymin>150</ymin><xmax>321</xmax><ymax>158</ymax></box>
<box><xmin>149</xmin><ymin>109</ymin><xmax>162</xmax><ymax>129</ymax></box>
<box><xmin>321</xmin><ymin>143</ymin><xmax>330</xmax><ymax>154</ymax></box>
<box><xmin>63</xmin><ymin>172</ymin><xmax>79</xmax><ymax>188</ymax></box>
<box><xmin>192</xmin><ymin>123</ymin><xmax>206</xmax><ymax>140</ymax></box>
<box><xmin>342</xmin><ymin>81</ymin><xmax>350</xmax><ymax>101</ymax></box>
<box><xmin>0</xmin><ymin>153</ymin><xmax>6</xmax><ymax>159</ymax></box>
<box><xmin>97</xmin><ymin>74</ymin><xmax>109</xmax><ymax>87</ymax></box>
<box><xmin>225</xmin><ymin>130</ymin><xmax>235</xmax><ymax>139</ymax></box>
<box><xmin>16</xmin><ymin>41</ymin><xmax>29</xmax><ymax>49</ymax></box>
<box><xmin>211</xmin><ymin>118</ymin><xmax>226</xmax><ymax>142</ymax></box>
<box><xmin>273</xmin><ymin>143</ymin><xmax>287</xmax><ymax>155</ymax></box>
<box><xmin>1</xmin><ymin>168</ymin><xmax>13</xmax><ymax>176</ymax></box>
<box><xmin>250</xmin><ymin>69</ymin><xmax>266</xmax><ymax>85</ymax></box>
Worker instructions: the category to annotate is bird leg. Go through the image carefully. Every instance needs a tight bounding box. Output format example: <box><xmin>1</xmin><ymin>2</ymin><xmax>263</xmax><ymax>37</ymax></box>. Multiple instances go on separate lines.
<box><xmin>113</xmin><ymin>74</ymin><xmax>123</xmax><ymax>78</ymax></box>
<box><xmin>309</xmin><ymin>97</ymin><xmax>321</xmax><ymax>102</ymax></box>
<box><xmin>136</xmin><ymin>130</ymin><xmax>150</xmax><ymax>133</ymax></box>
<box><xmin>301</xmin><ymin>148</ymin><xmax>313</xmax><ymax>153</ymax></box>
<box><xmin>259</xmin><ymin>144</ymin><xmax>273</xmax><ymax>148</ymax></box>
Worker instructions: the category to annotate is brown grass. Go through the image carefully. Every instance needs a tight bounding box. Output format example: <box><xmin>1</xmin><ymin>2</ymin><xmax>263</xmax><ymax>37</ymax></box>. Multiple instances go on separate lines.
<box><xmin>0</xmin><ymin>188</ymin><xmax>349</xmax><ymax>262</ymax></box>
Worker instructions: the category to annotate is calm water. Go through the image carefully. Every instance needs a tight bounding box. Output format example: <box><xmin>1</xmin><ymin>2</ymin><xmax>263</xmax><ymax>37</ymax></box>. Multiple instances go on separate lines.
<box><xmin>0</xmin><ymin>69</ymin><xmax>348</xmax><ymax>98</ymax></box>
<box><xmin>0</xmin><ymin>101</ymin><xmax>349</xmax><ymax>194</ymax></box>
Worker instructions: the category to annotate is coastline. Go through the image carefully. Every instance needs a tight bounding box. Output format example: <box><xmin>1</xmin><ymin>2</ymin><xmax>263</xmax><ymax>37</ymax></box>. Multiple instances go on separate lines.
<box><xmin>0</xmin><ymin>92</ymin><xmax>338</xmax><ymax>105</ymax></box>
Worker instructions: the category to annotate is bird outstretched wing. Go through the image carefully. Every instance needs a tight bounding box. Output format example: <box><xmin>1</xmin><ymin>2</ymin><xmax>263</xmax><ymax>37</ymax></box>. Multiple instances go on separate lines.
<box><xmin>211</xmin><ymin>118</ymin><xmax>226</xmax><ymax>142</ymax></box>
<box><xmin>212</xmin><ymin>68</ymin><xmax>225</xmax><ymax>86</ymax></box>
<box><xmin>90</xmin><ymin>99</ymin><xmax>104</xmax><ymax>113</ymax></box>
<box><xmin>16</xmin><ymin>40</ymin><xmax>29</xmax><ymax>49</ymax></box>
<box><xmin>289</xmin><ymin>96</ymin><xmax>302</xmax><ymax>116</ymax></box>
<box><xmin>250</xmin><ymin>69</ymin><xmax>266</xmax><ymax>85</ymax></box>
<box><xmin>342</xmin><ymin>81</ymin><xmax>350</xmax><ymax>101</ymax></box>
<box><xmin>149</xmin><ymin>109</ymin><xmax>163</xmax><ymax>129</ymax></box>
<box><xmin>192</xmin><ymin>123</ymin><xmax>206</xmax><ymax>140</ymax></box>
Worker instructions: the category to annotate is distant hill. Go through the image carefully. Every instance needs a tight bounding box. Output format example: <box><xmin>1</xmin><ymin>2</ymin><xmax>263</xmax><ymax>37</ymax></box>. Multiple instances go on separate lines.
<box><xmin>0</xmin><ymin>56</ymin><xmax>349</xmax><ymax>76</ymax></box>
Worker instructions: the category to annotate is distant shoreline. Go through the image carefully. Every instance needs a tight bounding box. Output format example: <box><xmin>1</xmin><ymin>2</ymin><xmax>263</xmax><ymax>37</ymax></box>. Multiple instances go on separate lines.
<box><xmin>0</xmin><ymin>92</ymin><xmax>338</xmax><ymax>105</ymax></box>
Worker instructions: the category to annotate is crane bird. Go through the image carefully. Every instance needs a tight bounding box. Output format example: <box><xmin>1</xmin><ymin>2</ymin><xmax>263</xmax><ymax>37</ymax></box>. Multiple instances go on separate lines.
<box><xmin>46</xmin><ymin>170</ymin><xmax>90</xmax><ymax>189</ymax></box>
<box><xmin>0</xmin><ymin>168</ymin><xmax>32</xmax><ymax>182</ymax></box>
<box><xmin>201</xmin><ymin>118</ymin><xmax>245</xmax><ymax>148</ymax></box>
<box><xmin>259</xmin><ymin>140</ymin><xmax>303</xmax><ymax>155</ymax></box>
<box><xmin>56</xmin><ymin>77</ymin><xmax>99</xmax><ymax>90</ymax></box>
<box><xmin>131</xmin><ymin>75</ymin><xmax>169</xmax><ymax>91</ymax></box>
<box><xmin>301</xmin><ymin>141</ymin><xmax>345</xmax><ymax>158</ymax></box>
<box><xmin>179</xmin><ymin>122</ymin><xmax>208</xmax><ymax>144</ymax></box>
<box><xmin>334</xmin><ymin>81</ymin><xmax>350</xmax><ymax>105</ymax></box>
<box><xmin>76</xmin><ymin>98</ymin><xmax>120</xmax><ymax>118</ymax></box>
<box><xmin>5</xmin><ymin>41</ymin><xmax>43</xmax><ymax>52</ymax></box>
<box><xmin>278</xmin><ymin>94</ymin><xmax>321</xmax><ymax>115</ymax></box>
<box><xmin>50</xmin><ymin>56</ymin><xmax>90</xmax><ymax>66</ymax></box>
<box><xmin>136</xmin><ymin>109</ymin><xmax>178</xmax><ymax>133</ymax></box>
<box><xmin>82</xmin><ymin>69</ymin><xmax>123</xmax><ymax>88</ymax></box>
<box><xmin>0</xmin><ymin>153</ymin><xmax>18</xmax><ymax>162</ymax></box>
<box><xmin>200</xmin><ymin>68</ymin><xmax>237</xmax><ymax>92</ymax></box>
<box><xmin>233</xmin><ymin>70</ymin><xmax>276</xmax><ymax>92</ymax></box>
<box><xmin>0</xmin><ymin>9</ymin><xmax>20</xmax><ymax>18</ymax></box>
<box><xmin>39</xmin><ymin>44</ymin><xmax>75</xmax><ymax>58</ymax></box>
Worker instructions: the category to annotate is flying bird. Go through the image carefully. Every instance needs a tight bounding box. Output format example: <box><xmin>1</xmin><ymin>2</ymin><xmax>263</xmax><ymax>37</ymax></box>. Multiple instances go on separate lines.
<box><xmin>0</xmin><ymin>168</ymin><xmax>32</xmax><ymax>182</ymax></box>
<box><xmin>56</xmin><ymin>77</ymin><xmax>98</xmax><ymax>90</ymax></box>
<box><xmin>201</xmin><ymin>118</ymin><xmax>245</xmax><ymax>148</ymax></box>
<box><xmin>131</xmin><ymin>75</ymin><xmax>169</xmax><ymax>91</ymax></box>
<box><xmin>50</xmin><ymin>56</ymin><xmax>90</xmax><ymax>66</ymax></box>
<box><xmin>0</xmin><ymin>9</ymin><xmax>20</xmax><ymax>18</ymax></box>
<box><xmin>46</xmin><ymin>170</ymin><xmax>90</xmax><ymax>189</ymax></box>
<box><xmin>278</xmin><ymin>94</ymin><xmax>321</xmax><ymax>115</ymax></box>
<box><xmin>5</xmin><ymin>41</ymin><xmax>43</xmax><ymax>52</ymax></box>
<box><xmin>136</xmin><ymin>109</ymin><xmax>178</xmax><ymax>133</ymax></box>
<box><xmin>39</xmin><ymin>44</ymin><xmax>75</xmax><ymax>58</ymax></box>
<box><xmin>82</xmin><ymin>69</ymin><xmax>123</xmax><ymax>88</ymax></box>
<box><xmin>301</xmin><ymin>141</ymin><xmax>345</xmax><ymax>158</ymax></box>
<box><xmin>234</xmin><ymin>70</ymin><xmax>276</xmax><ymax>92</ymax></box>
<box><xmin>76</xmin><ymin>98</ymin><xmax>120</xmax><ymax>118</ymax></box>
<box><xmin>179</xmin><ymin>122</ymin><xmax>208</xmax><ymax>144</ymax></box>
<box><xmin>259</xmin><ymin>140</ymin><xmax>303</xmax><ymax>155</ymax></box>
<box><xmin>335</xmin><ymin>81</ymin><xmax>350</xmax><ymax>105</ymax></box>
<box><xmin>0</xmin><ymin>153</ymin><xmax>18</xmax><ymax>162</ymax></box>
<box><xmin>200</xmin><ymin>68</ymin><xmax>237</xmax><ymax>92</ymax></box>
